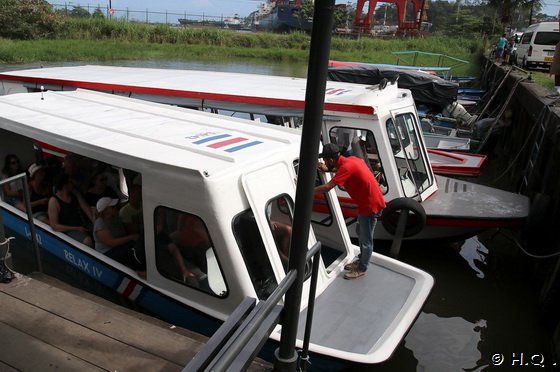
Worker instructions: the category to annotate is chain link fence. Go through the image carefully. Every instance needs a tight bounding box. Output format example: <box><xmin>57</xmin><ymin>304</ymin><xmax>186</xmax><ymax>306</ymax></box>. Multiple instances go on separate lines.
<box><xmin>50</xmin><ymin>2</ymin><xmax>244</xmax><ymax>27</ymax></box>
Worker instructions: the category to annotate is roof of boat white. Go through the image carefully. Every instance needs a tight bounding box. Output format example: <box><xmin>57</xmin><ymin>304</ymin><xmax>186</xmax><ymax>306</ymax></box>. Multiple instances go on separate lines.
<box><xmin>0</xmin><ymin>89</ymin><xmax>301</xmax><ymax>177</ymax></box>
<box><xmin>0</xmin><ymin>65</ymin><xmax>409</xmax><ymax>116</ymax></box>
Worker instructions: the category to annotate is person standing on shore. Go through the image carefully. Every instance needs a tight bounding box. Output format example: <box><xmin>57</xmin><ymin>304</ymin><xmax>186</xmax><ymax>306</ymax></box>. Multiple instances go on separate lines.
<box><xmin>495</xmin><ymin>33</ymin><xmax>508</xmax><ymax>64</ymax></box>
<box><xmin>314</xmin><ymin>143</ymin><xmax>386</xmax><ymax>280</ymax></box>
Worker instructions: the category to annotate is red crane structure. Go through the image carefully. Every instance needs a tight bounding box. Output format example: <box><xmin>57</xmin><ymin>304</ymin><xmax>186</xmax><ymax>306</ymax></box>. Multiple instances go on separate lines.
<box><xmin>353</xmin><ymin>0</ymin><xmax>427</xmax><ymax>34</ymax></box>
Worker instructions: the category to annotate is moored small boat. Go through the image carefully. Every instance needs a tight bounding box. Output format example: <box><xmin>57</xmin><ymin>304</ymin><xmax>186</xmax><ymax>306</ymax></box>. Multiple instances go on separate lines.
<box><xmin>427</xmin><ymin>149</ymin><xmax>486</xmax><ymax>177</ymax></box>
<box><xmin>0</xmin><ymin>65</ymin><xmax>529</xmax><ymax>240</ymax></box>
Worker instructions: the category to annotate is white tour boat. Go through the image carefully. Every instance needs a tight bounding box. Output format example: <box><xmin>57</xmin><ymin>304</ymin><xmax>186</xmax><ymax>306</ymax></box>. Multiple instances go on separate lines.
<box><xmin>0</xmin><ymin>65</ymin><xmax>529</xmax><ymax>240</ymax></box>
<box><xmin>0</xmin><ymin>89</ymin><xmax>433</xmax><ymax>368</ymax></box>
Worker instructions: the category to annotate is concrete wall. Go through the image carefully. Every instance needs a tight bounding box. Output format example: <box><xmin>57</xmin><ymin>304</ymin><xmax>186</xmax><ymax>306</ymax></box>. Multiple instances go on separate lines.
<box><xmin>478</xmin><ymin>61</ymin><xmax>560</xmax><ymax>343</ymax></box>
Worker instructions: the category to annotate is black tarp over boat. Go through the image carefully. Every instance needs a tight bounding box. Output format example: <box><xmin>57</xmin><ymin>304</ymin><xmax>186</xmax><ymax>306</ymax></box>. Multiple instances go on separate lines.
<box><xmin>328</xmin><ymin>66</ymin><xmax>459</xmax><ymax>110</ymax></box>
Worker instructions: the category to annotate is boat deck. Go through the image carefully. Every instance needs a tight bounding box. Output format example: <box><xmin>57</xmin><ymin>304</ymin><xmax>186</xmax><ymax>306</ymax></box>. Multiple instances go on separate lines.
<box><xmin>0</xmin><ymin>273</ymin><xmax>271</xmax><ymax>371</ymax></box>
<box><xmin>286</xmin><ymin>255</ymin><xmax>430</xmax><ymax>364</ymax></box>
<box><xmin>302</xmin><ymin>266</ymin><xmax>412</xmax><ymax>352</ymax></box>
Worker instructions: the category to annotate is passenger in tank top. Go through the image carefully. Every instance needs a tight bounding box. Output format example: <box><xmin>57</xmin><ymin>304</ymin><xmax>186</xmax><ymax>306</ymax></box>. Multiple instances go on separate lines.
<box><xmin>48</xmin><ymin>173</ymin><xmax>94</xmax><ymax>247</ymax></box>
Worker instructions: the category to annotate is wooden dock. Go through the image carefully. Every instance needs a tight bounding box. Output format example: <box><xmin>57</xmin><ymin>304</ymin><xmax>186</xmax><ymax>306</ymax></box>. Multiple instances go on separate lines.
<box><xmin>0</xmin><ymin>272</ymin><xmax>272</xmax><ymax>371</ymax></box>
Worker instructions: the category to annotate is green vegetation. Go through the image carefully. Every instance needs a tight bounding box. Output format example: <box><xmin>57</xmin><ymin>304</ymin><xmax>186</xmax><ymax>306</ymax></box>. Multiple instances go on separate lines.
<box><xmin>529</xmin><ymin>70</ymin><xmax>554</xmax><ymax>90</ymax></box>
<box><xmin>0</xmin><ymin>1</ymin><xmax>555</xmax><ymax>97</ymax></box>
<box><xmin>0</xmin><ymin>0</ymin><xmax>486</xmax><ymax>77</ymax></box>
<box><xmin>0</xmin><ymin>17</ymin><xmax>484</xmax><ymax>77</ymax></box>
<box><xmin>6</xmin><ymin>0</ymin><xmax>554</xmax><ymax>84</ymax></box>
<box><xmin>0</xmin><ymin>0</ymin><xmax>61</xmax><ymax>40</ymax></box>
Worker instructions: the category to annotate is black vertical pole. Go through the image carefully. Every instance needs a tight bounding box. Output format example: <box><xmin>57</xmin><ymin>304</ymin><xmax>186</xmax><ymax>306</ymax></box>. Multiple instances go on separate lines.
<box><xmin>273</xmin><ymin>1</ymin><xmax>335</xmax><ymax>371</ymax></box>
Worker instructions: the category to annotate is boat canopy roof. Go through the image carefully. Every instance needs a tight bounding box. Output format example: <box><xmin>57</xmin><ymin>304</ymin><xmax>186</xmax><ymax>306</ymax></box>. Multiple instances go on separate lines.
<box><xmin>328</xmin><ymin>65</ymin><xmax>459</xmax><ymax>109</ymax></box>
<box><xmin>0</xmin><ymin>89</ymin><xmax>301</xmax><ymax>178</ymax></box>
<box><xmin>0</xmin><ymin>65</ymin><xmax>414</xmax><ymax>117</ymax></box>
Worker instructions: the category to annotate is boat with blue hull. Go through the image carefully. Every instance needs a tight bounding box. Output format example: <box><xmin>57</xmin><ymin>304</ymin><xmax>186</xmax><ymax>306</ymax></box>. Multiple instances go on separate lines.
<box><xmin>0</xmin><ymin>89</ymin><xmax>433</xmax><ymax>369</ymax></box>
<box><xmin>2</xmin><ymin>212</ymin><xmax>223</xmax><ymax>337</ymax></box>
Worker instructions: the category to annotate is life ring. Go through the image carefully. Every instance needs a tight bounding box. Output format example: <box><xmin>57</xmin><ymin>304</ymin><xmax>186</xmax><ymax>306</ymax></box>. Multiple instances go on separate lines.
<box><xmin>381</xmin><ymin>197</ymin><xmax>426</xmax><ymax>238</ymax></box>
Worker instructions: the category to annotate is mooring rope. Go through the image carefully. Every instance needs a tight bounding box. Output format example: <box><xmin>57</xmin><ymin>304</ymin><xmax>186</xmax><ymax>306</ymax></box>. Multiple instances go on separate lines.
<box><xmin>494</xmin><ymin>229</ymin><xmax>560</xmax><ymax>259</ymax></box>
<box><xmin>0</xmin><ymin>237</ymin><xmax>16</xmax><ymax>274</ymax></box>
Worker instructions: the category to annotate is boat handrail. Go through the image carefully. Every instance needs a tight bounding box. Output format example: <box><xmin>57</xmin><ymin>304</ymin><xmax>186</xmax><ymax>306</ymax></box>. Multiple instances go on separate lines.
<box><xmin>184</xmin><ymin>241</ymin><xmax>322</xmax><ymax>371</ymax></box>
<box><xmin>0</xmin><ymin>172</ymin><xmax>42</xmax><ymax>272</ymax></box>
<box><xmin>391</xmin><ymin>51</ymin><xmax>469</xmax><ymax>76</ymax></box>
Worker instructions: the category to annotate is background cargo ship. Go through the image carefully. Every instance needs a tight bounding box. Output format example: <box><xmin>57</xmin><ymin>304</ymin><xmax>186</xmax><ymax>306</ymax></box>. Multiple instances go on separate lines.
<box><xmin>250</xmin><ymin>0</ymin><xmax>313</xmax><ymax>32</ymax></box>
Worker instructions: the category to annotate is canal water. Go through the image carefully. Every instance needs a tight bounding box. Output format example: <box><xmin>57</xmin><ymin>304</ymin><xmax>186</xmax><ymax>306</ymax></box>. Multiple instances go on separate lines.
<box><xmin>0</xmin><ymin>60</ymin><xmax>556</xmax><ymax>371</ymax></box>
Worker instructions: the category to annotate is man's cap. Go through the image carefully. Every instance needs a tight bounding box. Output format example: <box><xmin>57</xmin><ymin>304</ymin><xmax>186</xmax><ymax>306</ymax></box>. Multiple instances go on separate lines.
<box><xmin>28</xmin><ymin>163</ymin><xmax>43</xmax><ymax>178</ymax></box>
<box><xmin>96</xmin><ymin>197</ymin><xmax>119</xmax><ymax>213</ymax></box>
<box><xmin>318</xmin><ymin>143</ymin><xmax>341</xmax><ymax>159</ymax></box>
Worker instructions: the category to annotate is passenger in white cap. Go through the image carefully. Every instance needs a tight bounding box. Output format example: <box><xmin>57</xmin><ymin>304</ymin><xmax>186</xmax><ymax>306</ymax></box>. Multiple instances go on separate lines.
<box><xmin>93</xmin><ymin>197</ymin><xmax>138</xmax><ymax>267</ymax></box>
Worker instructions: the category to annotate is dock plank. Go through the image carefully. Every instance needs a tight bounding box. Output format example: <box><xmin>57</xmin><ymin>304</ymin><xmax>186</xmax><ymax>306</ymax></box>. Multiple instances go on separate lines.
<box><xmin>0</xmin><ymin>322</ymin><xmax>104</xmax><ymax>371</ymax></box>
<box><xmin>0</xmin><ymin>274</ymin><xmax>272</xmax><ymax>372</ymax></box>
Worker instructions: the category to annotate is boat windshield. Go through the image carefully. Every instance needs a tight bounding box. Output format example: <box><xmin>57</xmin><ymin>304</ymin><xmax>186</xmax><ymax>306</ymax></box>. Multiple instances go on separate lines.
<box><xmin>386</xmin><ymin>113</ymin><xmax>431</xmax><ymax>197</ymax></box>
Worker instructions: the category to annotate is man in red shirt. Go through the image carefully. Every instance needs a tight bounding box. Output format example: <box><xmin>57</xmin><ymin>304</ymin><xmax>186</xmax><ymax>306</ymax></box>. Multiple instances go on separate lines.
<box><xmin>314</xmin><ymin>143</ymin><xmax>386</xmax><ymax>279</ymax></box>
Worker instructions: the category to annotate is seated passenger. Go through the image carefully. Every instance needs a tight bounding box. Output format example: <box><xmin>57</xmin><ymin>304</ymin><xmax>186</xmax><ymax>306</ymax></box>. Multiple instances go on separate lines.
<box><xmin>48</xmin><ymin>174</ymin><xmax>94</xmax><ymax>247</ymax></box>
<box><xmin>84</xmin><ymin>170</ymin><xmax>119</xmax><ymax>215</ymax></box>
<box><xmin>61</xmin><ymin>153</ymin><xmax>93</xmax><ymax>194</ymax></box>
<box><xmin>17</xmin><ymin>163</ymin><xmax>52</xmax><ymax>222</ymax></box>
<box><xmin>166</xmin><ymin>214</ymin><xmax>210</xmax><ymax>288</ymax></box>
<box><xmin>161</xmin><ymin>236</ymin><xmax>207</xmax><ymax>287</ymax></box>
<box><xmin>93</xmin><ymin>197</ymin><xmax>138</xmax><ymax>267</ymax></box>
<box><xmin>1</xmin><ymin>154</ymin><xmax>24</xmax><ymax>207</ymax></box>
<box><xmin>119</xmin><ymin>184</ymin><xmax>143</xmax><ymax>234</ymax></box>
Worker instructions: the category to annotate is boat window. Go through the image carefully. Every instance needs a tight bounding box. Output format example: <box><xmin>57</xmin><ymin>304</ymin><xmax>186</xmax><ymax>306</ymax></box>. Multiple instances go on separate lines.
<box><xmin>266</xmin><ymin>194</ymin><xmax>294</xmax><ymax>272</ymax></box>
<box><xmin>293</xmin><ymin>158</ymin><xmax>335</xmax><ymax>228</ymax></box>
<box><xmin>327</xmin><ymin>127</ymin><xmax>388</xmax><ymax>194</ymax></box>
<box><xmin>154</xmin><ymin>206</ymin><xmax>227</xmax><ymax>297</ymax></box>
<box><xmin>233</xmin><ymin>209</ymin><xmax>278</xmax><ymax>300</ymax></box>
<box><xmin>386</xmin><ymin>113</ymin><xmax>431</xmax><ymax>197</ymax></box>
<box><xmin>310</xmin><ymin>173</ymin><xmax>335</xmax><ymax>226</ymax></box>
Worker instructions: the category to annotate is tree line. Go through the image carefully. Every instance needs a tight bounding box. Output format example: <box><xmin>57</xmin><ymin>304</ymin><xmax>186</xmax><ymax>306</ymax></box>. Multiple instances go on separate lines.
<box><xmin>0</xmin><ymin>0</ymin><xmax>554</xmax><ymax>40</ymax></box>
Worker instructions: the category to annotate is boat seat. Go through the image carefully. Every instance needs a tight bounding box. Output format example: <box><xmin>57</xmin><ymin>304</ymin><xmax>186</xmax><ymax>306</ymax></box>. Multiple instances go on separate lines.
<box><xmin>351</xmin><ymin>136</ymin><xmax>376</xmax><ymax>174</ymax></box>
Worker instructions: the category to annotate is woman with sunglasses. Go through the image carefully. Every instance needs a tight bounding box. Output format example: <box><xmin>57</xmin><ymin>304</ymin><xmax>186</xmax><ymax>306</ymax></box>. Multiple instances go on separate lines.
<box><xmin>1</xmin><ymin>154</ymin><xmax>24</xmax><ymax>207</ymax></box>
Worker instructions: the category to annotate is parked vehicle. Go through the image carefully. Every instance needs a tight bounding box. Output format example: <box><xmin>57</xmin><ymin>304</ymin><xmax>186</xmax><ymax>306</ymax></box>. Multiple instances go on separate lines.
<box><xmin>515</xmin><ymin>22</ymin><xmax>560</xmax><ymax>69</ymax></box>
<box><xmin>508</xmin><ymin>32</ymin><xmax>524</xmax><ymax>65</ymax></box>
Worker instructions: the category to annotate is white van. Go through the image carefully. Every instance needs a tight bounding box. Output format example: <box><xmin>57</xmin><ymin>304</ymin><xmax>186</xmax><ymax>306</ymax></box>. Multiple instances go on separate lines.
<box><xmin>515</xmin><ymin>22</ymin><xmax>560</xmax><ymax>68</ymax></box>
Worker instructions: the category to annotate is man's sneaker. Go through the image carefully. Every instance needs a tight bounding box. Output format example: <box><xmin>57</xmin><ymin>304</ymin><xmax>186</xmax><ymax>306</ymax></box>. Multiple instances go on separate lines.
<box><xmin>344</xmin><ymin>261</ymin><xmax>359</xmax><ymax>271</ymax></box>
<box><xmin>344</xmin><ymin>269</ymin><xmax>367</xmax><ymax>280</ymax></box>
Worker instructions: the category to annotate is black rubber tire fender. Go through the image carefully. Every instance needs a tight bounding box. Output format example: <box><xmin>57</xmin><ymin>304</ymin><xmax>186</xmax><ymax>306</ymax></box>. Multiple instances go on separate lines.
<box><xmin>381</xmin><ymin>197</ymin><xmax>427</xmax><ymax>238</ymax></box>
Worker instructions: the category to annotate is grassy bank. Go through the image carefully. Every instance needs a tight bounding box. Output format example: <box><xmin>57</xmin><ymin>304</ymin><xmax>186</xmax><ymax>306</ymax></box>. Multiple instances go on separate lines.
<box><xmin>0</xmin><ymin>18</ymin><xmax>484</xmax><ymax>76</ymax></box>
<box><xmin>0</xmin><ymin>36</ymin><xmax>483</xmax><ymax>76</ymax></box>
<box><xmin>1</xmin><ymin>17</ymin><xmax>553</xmax><ymax>89</ymax></box>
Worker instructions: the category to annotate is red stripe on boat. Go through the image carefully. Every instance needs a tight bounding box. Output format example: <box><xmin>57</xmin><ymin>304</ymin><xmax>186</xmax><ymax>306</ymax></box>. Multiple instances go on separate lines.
<box><xmin>208</xmin><ymin>137</ymin><xmax>247</xmax><ymax>149</ymax></box>
<box><xmin>122</xmin><ymin>280</ymin><xmax>137</xmax><ymax>298</ymax></box>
